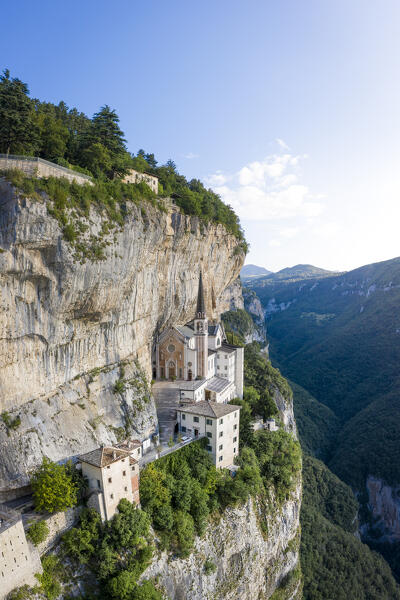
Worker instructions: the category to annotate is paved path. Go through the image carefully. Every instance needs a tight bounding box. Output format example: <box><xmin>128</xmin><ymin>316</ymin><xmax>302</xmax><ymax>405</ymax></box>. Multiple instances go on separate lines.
<box><xmin>139</xmin><ymin>434</ymin><xmax>206</xmax><ymax>468</ymax></box>
<box><xmin>152</xmin><ymin>381</ymin><xmax>181</xmax><ymax>443</ymax></box>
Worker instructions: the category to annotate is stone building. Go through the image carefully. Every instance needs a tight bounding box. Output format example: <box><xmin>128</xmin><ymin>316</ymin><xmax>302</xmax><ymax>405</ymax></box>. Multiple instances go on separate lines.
<box><xmin>177</xmin><ymin>401</ymin><xmax>241</xmax><ymax>468</ymax></box>
<box><xmin>123</xmin><ymin>169</ymin><xmax>159</xmax><ymax>193</ymax></box>
<box><xmin>0</xmin><ymin>504</ymin><xmax>42</xmax><ymax>599</ymax></box>
<box><xmin>80</xmin><ymin>446</ymin><xmax>140</xmax><ymax>521</ymax></box>
<box><xmin>154</xmin><ymin>272</ymin><xmax>244</xmax><ymax>401</ymax></box>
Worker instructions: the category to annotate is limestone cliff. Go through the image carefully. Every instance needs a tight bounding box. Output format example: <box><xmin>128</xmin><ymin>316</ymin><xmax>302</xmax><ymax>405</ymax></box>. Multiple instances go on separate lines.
<box><xmin>143</xmin><ymin>492</ymin><xmax>301</xmax><ymax>600</ymax></box>
<box><xmin>0</xmin><ymin>180</ymin><xmax>244</xmax><ymax>497</ymax></box>
<box><xmin>362</xmin><ymin>476</ymin><xmax>400</xmax><ymax>542</ymax></box>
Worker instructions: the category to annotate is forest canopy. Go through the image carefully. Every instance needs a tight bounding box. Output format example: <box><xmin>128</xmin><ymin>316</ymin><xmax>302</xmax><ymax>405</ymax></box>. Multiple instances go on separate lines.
<box><xmin>0</xmin><ymin>69</ymin><xmax>246</xmax><ymax>247</ymax></box>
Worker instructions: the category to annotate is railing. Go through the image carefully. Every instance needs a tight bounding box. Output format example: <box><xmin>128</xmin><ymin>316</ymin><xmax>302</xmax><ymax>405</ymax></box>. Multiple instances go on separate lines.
<box><xmin>0</xmin><ymin>154</ymin><xmax>93</xmax><ymax>183</ymax></box>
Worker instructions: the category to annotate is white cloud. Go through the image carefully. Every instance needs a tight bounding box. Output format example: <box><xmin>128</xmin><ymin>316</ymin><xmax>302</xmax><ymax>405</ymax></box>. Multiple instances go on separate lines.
<box><xmin>207</xmin><ymin>149</ymin><xmax>323</xmax><ymax>221</ymax></box>
<box><xmin>184</xmin><ymin>152</ymin><xmax>199</xmax><ymax>159</ymax></box>
<box><xmin>276</xmin><ymin>138</ymin><xmax>290</xmax><ymax>151</ymax></box>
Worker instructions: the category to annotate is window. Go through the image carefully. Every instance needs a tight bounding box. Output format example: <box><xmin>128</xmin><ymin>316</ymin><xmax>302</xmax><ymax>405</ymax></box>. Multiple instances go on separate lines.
<box><xmin>219</xmin><ymin>418</ymin><xmax>223</xmax><ymax>424</ymax></box>
<box><xmin>233</xmin><ymin>436</ymin><xmax>237</xmax><ymax>443</ymax></box>
<box><xmin>219</xmin><ymin>431</ymin><xmax>223</xmax><ymax>438</ymax></box>
<box><xmin>194</xmin><ymin>416</ymin><xmax>199</xmax><ymax>423</ymax></box>
<box><xmin>225</xmin><ymin>354</ymin><xmax>228</xmax><ymax>359</ymax></box>
<box><xmin>219</xmin><ymin>444</ymin><xmax>223</xmax><ymax>451</ymax></box>
<box><xmin>234</xmin><ymin>412</ymin><xmax>237</xmax><ymax>418</ymax></box>
<box><xmin>207</xmin><ymin>432</ymin><xmax>212</xmax><ymax>438</ymax></box>
<box><xmin>107</xmin><ymin>465</ymin><xmax>110</xmax><ymax>469</ymax></box>
<box><xmin>124</xmin><ymin>486</ymin><xmax>128</xmax><ymax>492</ymax></box>
<box><xmin>219</xmin><ymin>456</ymin><xmax>223</xmax><ymax>462</ymax></box>
<box><xmin>122</xmin><ymin>459</ymin><xmax>125</xmax><ymax>462</ymax></box>
<box><xmin>97</xmin><ymin>479</ymin><xmax>101</xmax><ymax>489</ymax></box>
<box><xmin>181</xmin><ymin>426</ymin><xmax>186</xmax><ymax>432</ymax></box>
<box><xmin>168</xmin><ymin>344</ymin><xmax>175</xmax><ymax>353</ymax></box>
<box><xmin>206</xmin><ymin>445</ymin><xmax>212</xmax><ymax>452</ymax></box>
<box><xmin>110</xmin><ymin>493</ymin><xmax>114</xmax><ymax>499</ymax></box>
<box><xmin>182</xmin><ymin>413</ymin><xmax>186</xmax><ymax>420</ymax></box>
<box><xmin>224</xmin><ymin>366</ymin><xmax>227</xmax><ymax>371</ymax></box>
<box><xmin>123</xmin><ymin>471</ymin><xmax>126</xmax><ymax>476</ymax></box>
<box><xmin>206</xmin><ymin>418</ymin><xmax>212</xmax><ymax>425</ymax></box>
<box><xmin>137</xmin><ymin>449</ymin><xmax>140</xmax><ymax>455</ymax></box>
<box><xmin>108</xmin><ymin>477</ymin><xmax>112</xmax><ymax>483</ymax></box>
<box><xmin>233</xmin><ymin>447</ymin><xmax>236</xmax><ymax>453</ymax></box>
<box><xmin>234</xmin><ymin>424</ymin><xmax>237</xmax><ymax>430</ymax></box>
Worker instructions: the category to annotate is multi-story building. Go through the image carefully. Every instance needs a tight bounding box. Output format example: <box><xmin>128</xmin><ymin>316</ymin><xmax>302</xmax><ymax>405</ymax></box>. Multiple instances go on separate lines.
<box><xmin>177</xmin><ymin>401</ymin><xmax>241</xmax><ymax>468</ymax></box>
<box><xmin>154</xmin><ymin>271</ymin><xmax>244</xmax><ymax>401</ymax></box>
<box><xmin>0</xmin><ymin>504</ymin><xmax>42</xmax><ymax>599</ymax></box>
<box><xmin>80</xmin><ymin>446</ymin><xmax>140</xmax><ymax>521</ymax></box>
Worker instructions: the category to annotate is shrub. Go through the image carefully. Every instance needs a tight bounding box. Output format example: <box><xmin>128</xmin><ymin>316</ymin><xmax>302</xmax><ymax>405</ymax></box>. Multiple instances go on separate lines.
<box><xmin>26</xmin><ymin>520</ymin><xmax>49</xmax><ymax>546</ymax></box>
<box><xmin>204</xmin><ymin>558</ymin><xmax>217</xmax><ymax>575</ymax></box>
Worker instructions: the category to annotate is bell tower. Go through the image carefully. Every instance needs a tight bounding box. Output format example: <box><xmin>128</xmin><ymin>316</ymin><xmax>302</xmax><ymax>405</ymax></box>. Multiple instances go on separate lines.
<box><xmin>194</xmin><ymin>270</ymin><xmax>208</xmax><ymax>379</ymax></box>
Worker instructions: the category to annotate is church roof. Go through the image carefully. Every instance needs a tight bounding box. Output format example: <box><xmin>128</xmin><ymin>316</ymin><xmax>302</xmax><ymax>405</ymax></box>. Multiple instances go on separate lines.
<box><xmin>204</xmin><ymin>376</ymin><xmax>233</xmax><ymax>393</ymax></box>
<box><xmin>179</xmin><ymin>379</ymin><xmax>207</xmax><ymax>391</ymax></box>
<box><xmin>178</xmin><ymin>401</ymin><xmax>241</xmax><ymax>418</ymax></box>
<box><xmin>80</xmin><ymin>446</ymin><xmax>130</xmax><ymax>468</ymax></box>
<box><xmin>196</xmin><ymin>270</ymin><xmax>206</xmax><ymax>316</ymax></box>
<box><xmin>219</xmin><ymin>342</ymin><xmax>239</xmax><ymax>354</ymax></box>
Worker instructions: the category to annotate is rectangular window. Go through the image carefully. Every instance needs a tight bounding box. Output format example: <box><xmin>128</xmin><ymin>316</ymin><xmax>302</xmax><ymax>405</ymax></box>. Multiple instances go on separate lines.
<box><xmin>219</xmin><ymin>431</ymin><xmax>223</xmax><ymax>437</ymax></box>
<box><xmin>97</xmin><ymin>479</ymin><xmax>101</xmax><ymax>489</ymax></box>
<box><xmin>233</xmin><ymin>436</ymin><xmax>237</xmax><ymax>443</ymax></box>
<box><xmin>108</xmin><ymin>477</ymin><xmax>112</xmax><ymax>483</ymax></box>
<box><xmin>124</xmin><ymin>486</ymin><xmax>128</xmax><ymax>492</ymax></box>
<box><xmin>219</xmin><ymin>456</ymin><xmax>223</xmax><ymax>462</ymax></box>
<box><xmin>110</xmin><ymin>493</ymin><xmax>114</xmax><ymax>499</ymax></box>
<box><xmin>206</xmin><ymin>418</ymin><xmax>212</xmax><ymax>425</ymax></box>
<box><xmin>193</xmin><ymin>416</ymin><xmax>199</xmax><ymax>423</ymax></box>
<box><xmin>206</xmin><ymin>445</ymin><xmax>212</xmax><ymax>452</ymax></box>
<box><xmin>207</xmin><ymin>432</ymin><xmax>212</xmax><ymax>438</ymax></box>
<box><xmin>123</xmin><ymin>471</ymin><xmax>126</xmax><ymax>476</ymax></box>
<box><xmin>219</xmin><ymin>418</ymin><xmax>223</xmax><ymax>424</ymax></box>
<box><xmin>181</xmin><ymin>426</ymin><xmax>186</xmax><ymax>432</ymax></box>
<box><xmin>219</xmin><ymin>444</ymin><xmax>223</xmax><ymax>451</ymax></box>
<box><xmin>182</xmin><ymin>413</ymin><xmax>186</xmax><ymax>420</ymax></box>
<box><xmin>234</xmin><ymin>412</ymin><xmax>237</xmax><ymax>418</ymax></box>
<box><xmin>233</xmin><ymin>447</ymin><xmax>236</xmax><ymax>453</ymax></box>
<box><xmin>234</xmin><ymin>424</ymin><xmax>237</xmax><ymax>430</ymax></box>
<box><xmin>224</xmin><ymin>366</ymin><xmax>227</xmax><ymax>371</ymax></box>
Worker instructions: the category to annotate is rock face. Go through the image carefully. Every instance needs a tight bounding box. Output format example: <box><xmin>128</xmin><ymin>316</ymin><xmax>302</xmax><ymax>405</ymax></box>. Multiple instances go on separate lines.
<box><xmin>143</xmin><ymin>492</ymin><xmax>301</xmax><ymax>600</ymax></box>
<box><xmin>0</xmin><ymin>181</ymin><xmax>244</xmax><ymax>496</ymax></box>
<box><xmin>220</xmin><ymin>277</ymin><xmax>245</xmax><ymax>311</ymax></box>
<box><xmin>364</xmin><ymin>476</ymin><xmax>400</xmax><ymax>541</ymax></box>
<box><xmin>242</xmin><ymin>288</ymin><xmax>267</xmax><ymax>344</ymax></box>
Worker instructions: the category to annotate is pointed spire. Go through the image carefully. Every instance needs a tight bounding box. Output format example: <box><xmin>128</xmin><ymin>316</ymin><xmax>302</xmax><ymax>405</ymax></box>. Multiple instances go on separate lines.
<box><xmin>196</xmin><ymin>270</ymin><xmax>206</xmax><ymax>318</ymax></box>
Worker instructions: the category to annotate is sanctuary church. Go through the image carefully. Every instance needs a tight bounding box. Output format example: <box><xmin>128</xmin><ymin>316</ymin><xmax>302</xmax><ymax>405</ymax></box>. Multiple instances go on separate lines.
<box><xmin>154</xmin><ymin>272</ymin><xmax>244</xmax><ymax>403</ymax></box>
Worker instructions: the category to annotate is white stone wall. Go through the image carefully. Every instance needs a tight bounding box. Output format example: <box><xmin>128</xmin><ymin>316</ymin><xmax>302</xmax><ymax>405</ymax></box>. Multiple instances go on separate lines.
<box><xmin>82</xmin><ymin>457</ymin><xmax>134</xmax><ymax>521</ymax></box>
<box><xmin>35</xmin><ymin>506</ymin><xmax>82</xmax><ymax>555</ymax></box>
<box><xmin>0</xmin><ymin>156</ymin><xmax>93</xmax><ymax>186</ymax></box>
<box><xmin>178</xmin><ymin>408</ymin><xmax>240</xmax><ymax>468</ymax></box>
<box><xmin>0</xmin><ymin>514</ymin><xmax>42</xmax><ymax>599</ymax></box>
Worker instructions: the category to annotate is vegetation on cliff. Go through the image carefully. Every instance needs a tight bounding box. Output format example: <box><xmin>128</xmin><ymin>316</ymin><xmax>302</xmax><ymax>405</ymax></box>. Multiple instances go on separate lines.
<box><xmin>0</xmin><ymin>69</ymin><xmax>247</xmax><ymax>250</ymax></box>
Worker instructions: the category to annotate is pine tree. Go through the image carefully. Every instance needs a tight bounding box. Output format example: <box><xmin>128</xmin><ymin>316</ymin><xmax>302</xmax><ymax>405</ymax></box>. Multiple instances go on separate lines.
<box><xmin>0</xmin><ymin>69</ymin><xmax>35</xmax><ymax>155</ymax></box>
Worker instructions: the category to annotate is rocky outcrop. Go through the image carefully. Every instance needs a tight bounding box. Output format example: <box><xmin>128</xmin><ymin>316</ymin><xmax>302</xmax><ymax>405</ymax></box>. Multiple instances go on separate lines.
<box><xmin>243</xmin><ymin>288</ymin><xmax>267</xmax><ymax>344</ymax></box>
<box><xmin>0</xmin><ymin>181</ymin><xmax>244</xmax><ymax>496</ymax></box>
<box><xmin>220</xmin><ymin>277</ymin><xmax>244</xmax><ymax>311</ymax></box>
<box><xmin>143</xmin><ymin>492</ymin><xmax>301</xmax><ymax>600</ymax></box>
<box><xmin>363</xmin><ymin>476</ymin><xmax>400</xmax><ymax>541</ymax></box>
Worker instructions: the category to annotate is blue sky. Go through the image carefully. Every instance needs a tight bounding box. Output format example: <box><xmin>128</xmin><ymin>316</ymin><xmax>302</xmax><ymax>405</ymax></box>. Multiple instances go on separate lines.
<box><xmin>2</xmin><ymin>0</ymin><xmax>400</xmax><ymax>271</ymax></box>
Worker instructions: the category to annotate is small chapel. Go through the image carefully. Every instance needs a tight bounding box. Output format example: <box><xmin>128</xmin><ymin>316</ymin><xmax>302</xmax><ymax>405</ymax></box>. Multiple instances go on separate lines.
<box><xmin>154</xmin><ymin>272</ymin><xmax>244</xmax><ymax>403</ymax></box>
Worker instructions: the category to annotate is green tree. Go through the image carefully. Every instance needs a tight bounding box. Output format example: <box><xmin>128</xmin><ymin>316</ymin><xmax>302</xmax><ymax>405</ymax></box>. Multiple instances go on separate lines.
<box><xmin>26</xmin><ymin>520</ymin><xmax>49</xmax><ymax>546</ymax></box>
<box><xmin>0</xmin><ymin>69</ymin><xmax>35</xmax><ymax>155</ymax></box>
<box><xmin>31</xmin><ymin>457</ymin><xmax>78</xmax><ymax>513</ymax></box>
<box><xmin>174</xmin><ymin>510</ymin><xmax>195</xmax><ymax>557</ymax></box>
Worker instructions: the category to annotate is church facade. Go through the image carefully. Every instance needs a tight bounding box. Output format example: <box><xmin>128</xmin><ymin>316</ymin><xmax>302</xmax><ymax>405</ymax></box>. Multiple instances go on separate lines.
<box><xmin>154</xmin><ymin>272</ymin><xmax>244</xmax><ymax>403</ymax></box>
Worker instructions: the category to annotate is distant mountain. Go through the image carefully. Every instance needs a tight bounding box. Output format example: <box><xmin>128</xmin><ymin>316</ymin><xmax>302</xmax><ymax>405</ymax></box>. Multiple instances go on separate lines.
<box><xmin>246</xmin><ymin>263</ymin><xmax>338</xmax><ymax>286</ymax></box>
<box><xmin>249</xmin><ymin>255</ymin><xmax>400</xmax><ymax>579</ymax></box>
<box><xmin>240</xmin><ymin>264</ymin><xmax>272</xmax><ymax>279</ymax></box>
